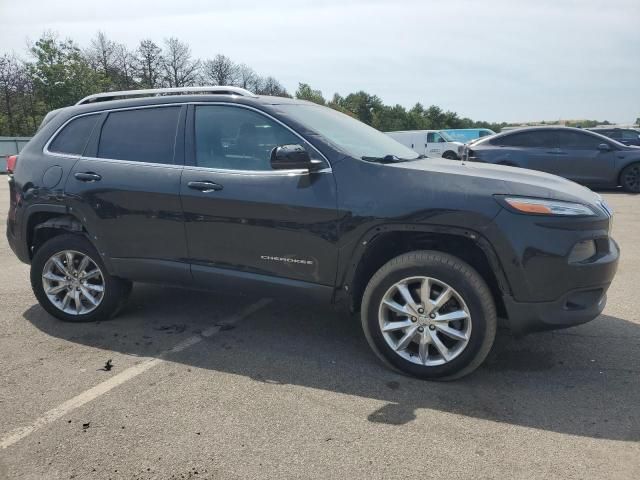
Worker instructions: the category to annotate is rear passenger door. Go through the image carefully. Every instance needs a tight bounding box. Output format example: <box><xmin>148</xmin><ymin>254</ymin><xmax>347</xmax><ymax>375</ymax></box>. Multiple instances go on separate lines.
<box><xmin>64</xmin><ymin>105</ymin><xmax>191</xmax><ymax>283</ymax></box>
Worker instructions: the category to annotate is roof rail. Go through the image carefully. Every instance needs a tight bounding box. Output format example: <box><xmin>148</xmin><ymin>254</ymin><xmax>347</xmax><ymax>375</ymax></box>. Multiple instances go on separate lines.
<box><xmin>75</xmin><ymin>86</ymin><xmax>256</xmax><ymax>105</ymax></box>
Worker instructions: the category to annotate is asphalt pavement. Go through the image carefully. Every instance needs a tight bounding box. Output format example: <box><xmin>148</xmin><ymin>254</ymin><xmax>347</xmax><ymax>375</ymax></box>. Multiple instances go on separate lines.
<box><xmin>0</xmin><ymin>179</ymin><xmax>638</xmax><ymax>479</ymax></box>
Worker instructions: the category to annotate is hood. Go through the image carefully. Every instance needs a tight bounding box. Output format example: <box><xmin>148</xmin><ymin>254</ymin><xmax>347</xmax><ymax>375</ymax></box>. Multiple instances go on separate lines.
<box><xmin>390</xmin><ymin>158</ymin><xmax>600</xmax><ymax>205</ymax></box>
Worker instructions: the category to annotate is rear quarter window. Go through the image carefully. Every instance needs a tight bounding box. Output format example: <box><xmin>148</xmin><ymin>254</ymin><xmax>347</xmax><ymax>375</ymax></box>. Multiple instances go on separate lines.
<box><xmin>48</xmin><ymin>114</ymin><xmax>100</xmax><ymax>155</ymax></box>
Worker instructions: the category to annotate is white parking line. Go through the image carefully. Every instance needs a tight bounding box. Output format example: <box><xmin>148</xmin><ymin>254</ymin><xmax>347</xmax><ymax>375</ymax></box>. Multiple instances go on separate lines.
<box><xmin>0</xmin><ymin>298</ymin><xmax>272</xmax><ymax>450</ymax></box>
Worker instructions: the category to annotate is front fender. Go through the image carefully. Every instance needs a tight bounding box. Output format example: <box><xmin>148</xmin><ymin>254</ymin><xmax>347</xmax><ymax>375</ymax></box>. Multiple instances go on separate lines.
<box><xmin>334</xmin><ymin>222</ymin><xmax>511</xmax><ymax>304</ymax></box>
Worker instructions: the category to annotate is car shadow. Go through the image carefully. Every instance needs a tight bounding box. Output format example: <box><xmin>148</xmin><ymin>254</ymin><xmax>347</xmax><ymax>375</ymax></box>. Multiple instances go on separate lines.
<box><xmin>22</xmin><ymin>284</ymin><xmax>640</xmax><ymax>442</ymax></box>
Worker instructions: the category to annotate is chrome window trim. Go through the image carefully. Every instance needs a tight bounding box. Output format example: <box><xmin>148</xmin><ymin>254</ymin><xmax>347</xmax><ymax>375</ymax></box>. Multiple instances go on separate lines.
<box><xmin>182</xmin><ymin>165</ymin><xmax>332</xmax><ymax>176</ymax></box>
<box><xmin>67</xmin><ymin>155</ymin><xmax>184</xmax><ymax>170</ymax></box>
<box><xmin>43</xmin><ymin>102</ymin><xmax>332</xmax><ymax>176</ymax></box>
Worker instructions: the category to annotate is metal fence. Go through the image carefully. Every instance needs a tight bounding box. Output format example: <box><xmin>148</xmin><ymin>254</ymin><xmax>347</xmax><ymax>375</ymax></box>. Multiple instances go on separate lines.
<box><xmin>0</xmin><ymin>137</ymin><xmax>31</xmax><ymax>173</ymax></box>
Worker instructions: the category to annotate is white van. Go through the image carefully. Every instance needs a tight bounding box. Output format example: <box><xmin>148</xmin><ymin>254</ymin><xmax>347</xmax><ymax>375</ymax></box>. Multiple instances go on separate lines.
<box><xmin>385</xmin><ymin>130</ymin><xmax>463</xmax><ymax>159</ymax></box>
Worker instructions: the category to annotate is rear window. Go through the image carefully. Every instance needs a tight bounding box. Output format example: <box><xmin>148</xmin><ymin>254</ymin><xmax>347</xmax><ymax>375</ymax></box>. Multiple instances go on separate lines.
<box><xmin>48</xmin><ymin>114</ymin><xmax>100</xmax><ymax>155</ymax></box>
<box><xmin>97</xmin><ymin>107</ymin><xmax>181</xmax><ymax>164</ymax></box>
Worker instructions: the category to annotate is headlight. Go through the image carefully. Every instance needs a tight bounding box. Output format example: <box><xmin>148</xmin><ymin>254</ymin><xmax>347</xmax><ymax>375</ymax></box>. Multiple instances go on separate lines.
<box><xmin>499</xmin><ymin>196</ymin><xmax>596</xmax><ymax>216</ymax></box>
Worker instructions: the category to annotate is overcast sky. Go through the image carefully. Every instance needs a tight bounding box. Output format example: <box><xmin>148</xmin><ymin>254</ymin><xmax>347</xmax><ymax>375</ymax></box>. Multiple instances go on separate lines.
<box><xmin>0</xmin><ymin>0</ymin><xmax>638</xmax><ymax>123</ymax></box>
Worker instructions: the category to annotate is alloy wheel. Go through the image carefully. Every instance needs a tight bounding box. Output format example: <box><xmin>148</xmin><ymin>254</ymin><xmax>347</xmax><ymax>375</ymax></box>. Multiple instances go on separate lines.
<box><xmin>623</xmin><ymin>165</ymin><xmax>640</xmax><ymax>192</ymax></box>
<box><xmin>42</xmin><ymin>250</ymin><xmax>105</xmax><ymax>315</ymax></box>
<box><xmin>378</xmin><ymin>276</ymin><xmax>472</xmax><ymax>366</ymax></box>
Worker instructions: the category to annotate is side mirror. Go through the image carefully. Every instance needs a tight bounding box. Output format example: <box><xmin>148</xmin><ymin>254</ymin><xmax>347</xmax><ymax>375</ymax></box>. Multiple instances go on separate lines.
<box><xmin>598</xmin><ymin>143</ymin><xmax>611</xmax><ymax>151</ymax></box>
<box><xmin>270</xmin><ymin>144</ymin><xmax>322</xmax><ymax>171</ymax></box>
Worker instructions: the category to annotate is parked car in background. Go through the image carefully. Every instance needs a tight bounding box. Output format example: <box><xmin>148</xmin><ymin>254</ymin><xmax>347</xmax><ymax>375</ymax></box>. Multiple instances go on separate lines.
<box><xmin>461</xmin><ymin>127</ymin><xmax>640</xmax><ymax>192</ymax></box>
<box><xmin>588</xmin><ymin>127</ymin><xmax>640</xmax><ymax>146</ymax></box>
<box><xmin>386</xmin><ymin>129</ymin><xmax>462</xmax><ymax>159</ymax></box>
<box><xmin>443</xmin><ymin>128</ymin><xmax>495</xmax><ymax>143</ymax></box>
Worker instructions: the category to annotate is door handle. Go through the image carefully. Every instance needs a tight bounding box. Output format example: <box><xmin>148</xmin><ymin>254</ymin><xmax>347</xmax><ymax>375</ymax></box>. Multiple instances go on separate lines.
<box><xmin>74</xmin><ymin>172</ymin><xmax>102</xmax><ymax>182</ymax></box>
<box><xmin>187</xmin><ymin>181</ymin><xmax>223</xmax><ymax>192</ymax></box>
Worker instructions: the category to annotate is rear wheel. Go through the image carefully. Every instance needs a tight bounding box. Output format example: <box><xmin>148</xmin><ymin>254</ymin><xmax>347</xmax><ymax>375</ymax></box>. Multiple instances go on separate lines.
<box><xmin>361</xmin><ymin>251</ymin><xmax>496</xmax><ymax>380</ymax></box>
<box><xmin>31</xmin><ymin>234</ymin><xmax>131</xmax><ymax>322</ymax></box>
<box><xmin>620</xmin><ymin>163</ymin><xmax>640</xmax><ymax>192</ymax></box>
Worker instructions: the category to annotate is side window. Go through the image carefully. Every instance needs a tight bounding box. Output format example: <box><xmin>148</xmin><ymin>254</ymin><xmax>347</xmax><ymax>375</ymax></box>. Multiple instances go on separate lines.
<box><xmin>48</xmin><ymin>115</ymin><xmax>100</xmax><ymax>155</ymax></box>
<box><xmin>493</xmin><ymin>132</ymin><xmax>531</xmax><ymax>147</ymax></box>
<box><xmin>97</xmin><ymin>107</ymin><xmax>181</xmax><ymax>164</ymax></box>
<box><xmin>622</xmin><ymin>130</ymin><xmax>639</xmax><ymax>140</ymax></box>
<box><xmin>555</xmin><ymin>131</ymin><xmax>602</xmax><ymax>149</ymax></box>
<box><xmin>494</xmin><ymin>131</ymin><xmax>555</xmax><ymax>147</ymax></box>
<box><xmin>195</xmin><ymin>105</ymin><xmax>303</xmax><ymax>170</ymax></box>
<box><xmin>426</xmin><ymin>132</ymin><xmax>435</xmax><ymax>143</ymax></box>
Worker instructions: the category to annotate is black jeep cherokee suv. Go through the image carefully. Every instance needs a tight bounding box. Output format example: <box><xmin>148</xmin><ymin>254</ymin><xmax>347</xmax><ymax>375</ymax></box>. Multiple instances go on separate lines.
<box><xmin>6</xmin><ymin>87</ymin><xmax>619</xmax><ymax>380</ymax></box>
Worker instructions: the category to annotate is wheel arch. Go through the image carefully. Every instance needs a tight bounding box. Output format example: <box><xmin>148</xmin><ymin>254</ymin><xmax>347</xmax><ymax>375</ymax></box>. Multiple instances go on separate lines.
<box><xmin>23</xmin><ymin>205</ymin><xmax>107</xmax><ymax>268</ymax></box>
<box><xmin>338</xmin><ymin>225</ymin><xmax>511</xmax><ymax>319</ymax></box>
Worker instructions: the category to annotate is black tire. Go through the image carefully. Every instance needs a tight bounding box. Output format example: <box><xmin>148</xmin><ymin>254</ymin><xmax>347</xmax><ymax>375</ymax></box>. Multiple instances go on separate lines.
<box><xmin>620</xmin><ymin>163</ymin><xmax>640</xmax><ymax>193</ymax></box>
<box><xmin>30</xmin><ymin>234</ymin><xmax>132</xmax><ymax>322</ymax></box>
<box><xmin>361</xmin><ymin>251</ymin><xmax>496</xmax><ymax>380</ymax></box>
<box><xmin>442</xmin><ymin>151</ymin><xmax>458</xmax><ymax>160</ymax></box>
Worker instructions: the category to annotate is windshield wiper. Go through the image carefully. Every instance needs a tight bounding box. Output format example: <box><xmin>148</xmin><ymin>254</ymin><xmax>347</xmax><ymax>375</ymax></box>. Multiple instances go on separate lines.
<box><xmin>361</xmin><ymin>154</ymin><xmax>421</xmax><ymax>164</ymax></box>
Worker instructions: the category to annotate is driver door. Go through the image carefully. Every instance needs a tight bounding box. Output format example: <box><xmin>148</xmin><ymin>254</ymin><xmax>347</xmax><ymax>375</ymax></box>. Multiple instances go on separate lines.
<box><xmin>426</xmin><ymin>132</ymin><xmax>446</xmax><ymax>157</ymax></box>
<box><xmin>180</xmin><ymin>104</ymin><xmax>339</xmax><ymax>295</ymax></box>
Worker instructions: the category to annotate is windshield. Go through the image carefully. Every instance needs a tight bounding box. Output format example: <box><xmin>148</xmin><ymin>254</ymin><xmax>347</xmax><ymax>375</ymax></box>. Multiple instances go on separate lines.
<box><xmin>276</xmin><ymin>104</ymin><xmax>420</xmax><ymax>160</ymax></box>
<box><xmin>438</xmin><ymin>131</ymin><xmax>455</xmax><ymax>142</ymax></box>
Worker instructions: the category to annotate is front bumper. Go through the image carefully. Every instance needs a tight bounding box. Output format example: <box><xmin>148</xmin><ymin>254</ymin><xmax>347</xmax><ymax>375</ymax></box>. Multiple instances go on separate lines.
<box><xmin>500</xmin><ymin>236</ymin><xmax>619</xmax><ymax>334</ymax></box>
<box><xmin>503</xmin><ymin>284</ymin><xmax>611</xmax><ymax>335</ymax></box>
<box><xmin>487</xmin><ymin>203</ymin><xmax>619</xmax><ymax>334</ymax></box>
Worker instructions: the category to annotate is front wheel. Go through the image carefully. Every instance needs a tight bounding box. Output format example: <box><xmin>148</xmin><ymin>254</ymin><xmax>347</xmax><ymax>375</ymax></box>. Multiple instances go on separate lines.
<box><xmin>442</xmin><ymin>150</ymin><xmax>459</xmax><ymax>160</ymax></box>
<box><xmin>620</xmin><ymin>163</ymin><xmax>640</xmax><ymax>193</ymax></box>
<box><xmin>30</xmin><ymin>234</ymin><xmax>131</xmax><ymax>322</ymax></box>
<box><xmin>361</xmin><ymin>251</ymin><xmax>496</xmax><ymax>380</ymax></box>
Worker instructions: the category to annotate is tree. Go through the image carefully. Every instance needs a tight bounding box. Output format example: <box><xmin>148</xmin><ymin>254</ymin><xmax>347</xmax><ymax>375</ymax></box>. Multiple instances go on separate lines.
<box><xmin>136</xmin><ymin>39</ymin><xmax>163</xmax><ymax>88</ymax></box>
<box><xmin>337</xmin><ymin>91</ymin><xmax>383</xmax><ymax>125</ymax></box>
<box><xmin>86</xmin><ymin>31</ymin><xmax>116</xmax><ymax>88</ymax></box>
<box><xmin>113</xmin><ymin>43</ymin><xmax>137</xmax><ymax>90</ymax></box>
<box><xmin>0</xmin><ymin>54</ymin><xmax>23</xmax><ymax>135</ymax></box>
<box><xmin>162</xmin><ymin>37</ymin><xmax>200</xmax><ymax>87</ymax></box>
<box><xmin>255</xmin><ymin>76</ymin><xmax>289</xmax><ymax>97</ymax></box>
<box><xmin>295</xmin><ymin>83</ymin><xmax>325</xmax><ymax>105</ymax></box>
<box><xmin>28</xmin><ymin>33</ymin><xmax>103</xmax><ymax>110</ymax></box>
<box><xmin>372</xmin><ymin>104</ymin><xmax>410</xmax><ymax>131</ymax></box>
<box><xmin>236</xmin><ymin>64</ymin><xmax>258</xmax><ymax>90</ymax></box>
<box><xmin>203</xmin><ymin>54</ymin><xmax>237</xmax><ymax>86</ymax></box>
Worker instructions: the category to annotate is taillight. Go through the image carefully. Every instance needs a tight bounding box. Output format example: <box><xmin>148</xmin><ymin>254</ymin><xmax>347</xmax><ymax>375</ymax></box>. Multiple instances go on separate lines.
<box><xmin>6</xmin><ymin>155</ymin><xmax>17</xmax><ymax>174</ymax></box>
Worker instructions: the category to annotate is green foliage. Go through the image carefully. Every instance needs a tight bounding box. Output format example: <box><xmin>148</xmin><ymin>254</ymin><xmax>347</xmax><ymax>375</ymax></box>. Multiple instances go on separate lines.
<box><xmin>28</xmin><ymin>34</ymin><xmax>106</xmax><ymax>110</ymax></box>
<box><xmin>295</xmin><ymin>83</ymin><xmax>325</xmax><ymax>105</ymax></box>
